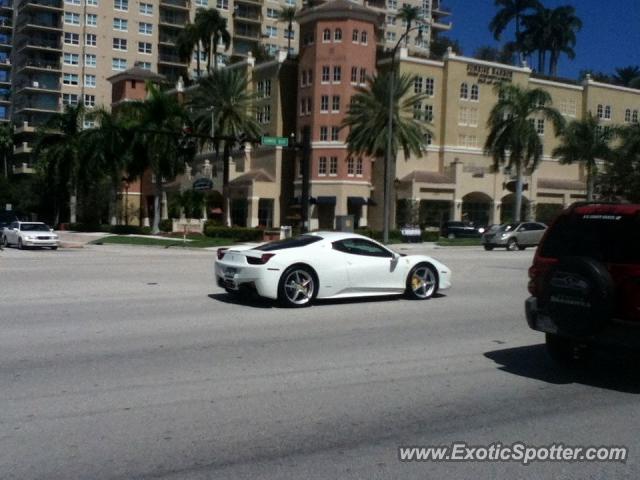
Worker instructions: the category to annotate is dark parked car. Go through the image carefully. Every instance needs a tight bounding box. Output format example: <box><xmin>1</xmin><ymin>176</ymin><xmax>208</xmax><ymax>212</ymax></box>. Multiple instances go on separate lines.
<box><xmin>440</xmin><ymin>221</ymin><xmax>482</xmax><ymax>239</ymax></box>
<box><xmin>525</xmin><ymin>202</ymin><xmax>640</xmax><ymax>363</ymax></box>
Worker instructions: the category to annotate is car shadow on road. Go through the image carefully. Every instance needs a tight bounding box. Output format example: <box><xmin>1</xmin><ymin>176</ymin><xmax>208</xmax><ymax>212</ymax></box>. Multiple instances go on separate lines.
<box><xmin>485</xmin><ymin>344</ymin><xmax>640</xmax><ymax>394</ymax></box>
<box><xmin>208</xmin><ymin>293</ymin><xmax>275</xmax><ymax>309</ymax></box>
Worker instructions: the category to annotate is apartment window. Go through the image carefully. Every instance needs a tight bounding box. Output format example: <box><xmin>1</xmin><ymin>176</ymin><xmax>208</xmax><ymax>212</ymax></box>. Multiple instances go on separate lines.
<box><xmin>356</xmin><ymin>158</ymin><xmax>363</xmax><ymax>176</ymax></box>
<box><xmin>266</xmin><ymin>26</ymin><xmax>277</xmax><ymax>38</ymax></box>
<box><xmin>86</xmin><ymin>0</ymin><xmax>97</xmax><ymax>5</ymax></box>
<box><xmin>597</xmin><ymin>104</ymin><xmax>604</xmax><ymax>119</ymax></box>
<box><xmin>306</xmin><ymin>98</ymin><xmax>312</xmax><ymax>114</ymax></box>
<box><xmin>351</xmin><ymin>66</ymin><xmax>358</xmax><ymax>83</ymax></box>
<box><xmin>83</xmin><ymin>119</ymin><xmax>96</xmax><ymax>129</ymax></box>
<box><xmin>536</xmin><ymin>118</ymin><xmax>545</xmax><ymax>135</ymax></box>
<box><xmin>63</xmin><ymin>73</ymin><xmax>79</xmax><ymax>85</ymax></box>
<box><xmin>112</xmin><ymin>38</ymin><xmax>126</xmax><ymax>50</ymax></box>
<box><xmin>319</xmin><ymin>156</ymin><xmax>327</xmax><ymax>176</ymax></box>
<box><xmin>84</xmin><ymin>53</ymin><xmax>96</xmax><ymax>67</ymax></box>
<box><xmin>425</xmin><ymin>77</ymin><xmax>435</xmax><ymax>96</ymax></box>
<box><xmin>113</xmin><ymin>18</ymin><xmax>127</xmax><ymax>31</ymax></box>
<box><xmin>84</xmin><ymin>94</ymin><xmax>96</xmax><ymax>108</ymax></box>
<box><xmin>334</xmin><ymin>28</ymin><xmax>342</xmax><ymax>42</ymax></box>
<box><xmin>321</xmin><ymin>65</ymin><xmax>330</xmax><ymax>83</ymax></box>
<box><xmin>458</xmin><ymin>134</ymin><xmax>478</xmax><ymax>148</ymax></box>
<box><xmin>425</xmin><ymin>132</ymin><xmax>433</xmax><ymax>146</ymax></box>
<box><xmin>470</xmin><ymin>84</ymin><xmax>479</xmax><ymax>101</ymax></box>
<box><xmin>320</xmin><ymin>95</ymin><xmax>329</xmax><ymax>113</ymax></box>
<box><xmin>359</xmin><ymin>68</ymin><xmax>366</xmax><ymax>84</ymax></box>
<box><xmin>137</xmin><ymin>61</ymin><xmax>151</xmax><ymax>70</ymax></box>
<box><xmin>84</xmin><ymin>74</ymin><xmax>96</xmax><ymax>87</ymax></box>
<box><xmin>625</xmin><ymin>109</ymin><xmax>631</xmax><ymax>123</ymax></box>
<box><xmin>388</xmin><ymin>0</ymin><xmax>397</xmax><ymax>9</ymax></box>
<box><xmin>386</xmin><ymin>15</ymin><xmax>396</xmax><ymax>25</ymax></box>
<box><xmin>257</xmin><ymin>79</ymin><xmax>271</xmax><ymax>98</ymax></box>
<box><xmin>300</xmin><ymin>98</ymin><xmax>306</xmax><ymax>115</ymax></box>
<box><xmin>329</xmin><ymin>156</ymin><xmax>338</xmax><ymax>175</ymax></box>
<box><xmin>460</xmin><ymin>82</ymin><xmax>469</xmax><ymax>100</ymax></box>
<box><xmin>86</xmin><ymin>13</ymin><xmax>97</xmax><ymax>26</ymax></box>
<box><xmin>319</xmin><ymin>126</ymin><xmax>328</xmax><ymax>141</ymax></box>
<box><xmin>64</xmin><ymin>12</ymin><xmax>80</xmax><ymax>25</ymax></box>
<box><xmin>284</xmin><ymin>28</ymin><xmax>294</xmax><ymax>40</ymax></box>
<box><xmin>65</xmin><ymin>0</ymin><xmax>80</xmax><ymax>4</ymax></box>
<box><xmin>413</xmin><ymin>102</ymin><xmax>423</xmax><ymax>120</ymax></box>
<box><xmin>114</xmin><ymin>0</ymin><xmax>128</xmax><ymax>10</ymax></box>
<box><xmin>331</xmin><ymin>126</ymin><xmax>339</xmax><ymax>141</ymax></box>
<box><xmin>323</xmin><ymin>28</ymin><xmax>330</xmax><ymax>42</ymax></box>
<box><xmin>112</xmin><ymin>57</ymin><xmax>127</xmax><ymax>70</ymax></box>
<box><xmin>195</xmin><ymin>0</ymin><xmax>207</xmax><ymax>5</ymax></box>
<box><xmin>352</xmin><ymin>29</ymin><xmax>358</xmax><ymax>42</ymax></box>
<box><xmin>301</xmin><ymin>70</ymin><xmax>307</xmax><ymax>87</ymax></box>
<box><xmin>64</xmin><ymin>32</ymin><xmax>80</xmax><ymax>46</ymax></box>
<box><xmin>414</xmin><ymin>76</ymin><xmax>423</xmax><ymax>93</ymax></box>
<box><xmin>333</xmin><ymin>66</ymin><xmax>341</xmax><ymax>83</ymax></box>
<box><xmin>216</xmin><ymin>0</ymin><xmax>228</xmax><ymax>9</ymax></box>
<box><xmin>633</xmin><ymin>110</ymin><xmax>639</xmax><ymax>123</ymax></box>
<box><xmin>85</xmin><ymin>33</ymin><xmax>97</xmax><ymax>47</ymax></box>
<box><xmin>256</xmin><ymin>105</ymin><xmax>271</xmax><ymax>124</ymax></box>
<box><xmin>332</xmin><ymin>95</ymin><xmax>340</xmax><ymax>112</ymax></box>
<box><xmin>62</xmin><ymin>93</ymin><xmax>78</xmax><ymax>105</ymax></box>
<box><xmin>63</xmin><ymin>53</ymin><xmax>79</xmax><ymax>66</ymax></box>
<box><xmin>347</xmin><ymin>157</ymin><xmax>354</xmax><ymax>176</ymax></box>
<box><xmin>458</xmin><ymin>107</ymin><xmax>478</xmax><ymax>127</ymax></box>
<box><xmin>424</xmin><ymin>104</ymin><xmax>433</xmax><ymax>122</ymax></box>
<box><xmin>138</xmin><ymin>42</ymin><xmax>152</xmax><ymax>54</ymax></box>
<box><xmin>360</xmin><ymin>31</ymin><xmax>367</xmax><ymax>44</ymax></box>
<box><xmin>139</xmin><ymin>22</ymin><xmax>152</xmax><ymax>35</ymax></box>
<box><xmin>604</xmin><ymin>105</ymin><xmax>612</xmax><ymax>120</ymax></box>
<box><xmin>139</xmin><ymin>2</ymin><xmax>152</xmax><ymax>14</ymax></box>
<box><xmin>266</xmin><ymin>8</ymin><xmax>278</xmax><ymax>18</ymax></box>
<box><xmin>385</xmin><ymin>31</ymin><xmax>396</xmax><ymax>43</ymax></box>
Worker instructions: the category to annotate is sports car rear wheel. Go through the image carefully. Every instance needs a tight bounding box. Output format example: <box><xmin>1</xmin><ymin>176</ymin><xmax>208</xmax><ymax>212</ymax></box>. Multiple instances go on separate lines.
<box><xmin>278</xmin><ymin>266</ymin><xmax>317</xmax><ymax>308</ymax></box>
<box><xmin>406</xmin><ymin>263</ymin><xmax>438</xmax><ymax>300</ymax></box>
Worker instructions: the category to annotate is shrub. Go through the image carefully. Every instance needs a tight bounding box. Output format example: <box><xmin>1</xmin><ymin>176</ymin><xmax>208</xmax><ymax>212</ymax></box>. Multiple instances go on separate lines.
<box><xmin>159</xmin><ymin>219</ymin><xmax>173</xmax><ymax>232</ymax></box>
<box><xmin>421</xmin><ymin>230</ymin><xmax>440</xmax><ymax>242</ymax></box>
<box><xmin>68</xmin><ymin>223</ymin><xmax>109</xmax><ymax>232</ymax></box>
<box><xmin>110</xmin><ymin>225</ymin><xmax>151</xmax><ymax>235</ymax></box>
<box><xmin>204</xmin><ymin>226</ymin><xmax>263</xmax><ymax>242</ymax></box>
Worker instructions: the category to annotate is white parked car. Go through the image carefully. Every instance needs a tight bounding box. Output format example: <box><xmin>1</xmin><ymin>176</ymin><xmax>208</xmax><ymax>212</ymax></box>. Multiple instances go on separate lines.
<box><xmin>215</xmin><ymin>231</ymin><xmax>451</xmax><ymax>307</ymax></box>
<box><xmin>2</xmin><ymin>221</ymin><xmax>59</xmax><ymax>250</ymax></box>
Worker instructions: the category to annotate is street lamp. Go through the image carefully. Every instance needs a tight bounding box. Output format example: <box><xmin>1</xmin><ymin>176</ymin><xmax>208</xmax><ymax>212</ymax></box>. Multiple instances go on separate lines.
<box><xmin>383</xmin><ymin>22</ymin><xmax>426</xmax><ymax>244</ymax></box>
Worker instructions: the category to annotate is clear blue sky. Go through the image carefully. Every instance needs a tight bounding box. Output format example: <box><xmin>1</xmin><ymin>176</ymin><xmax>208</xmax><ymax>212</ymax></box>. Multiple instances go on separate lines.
<box><xmin>443</xmin><ymin>0</ymin><xmax>640</xmax><ymax>80</ymax></box>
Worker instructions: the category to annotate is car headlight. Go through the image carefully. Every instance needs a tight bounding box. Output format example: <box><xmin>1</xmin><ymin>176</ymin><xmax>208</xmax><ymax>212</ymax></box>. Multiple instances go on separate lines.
<box><xmin>500</xmin><ymin>233</ymin><xmax>510</xmax><ymax>239</ymax></box>
<box><xmin>53</xmin><ymin>235</ymin><xmax>59</xmax><ymax>239</ymax></box>
<box><xmin>25</xmin><ymin>235</ymin><xmax>36</xmax><ymax>240</ymax></box>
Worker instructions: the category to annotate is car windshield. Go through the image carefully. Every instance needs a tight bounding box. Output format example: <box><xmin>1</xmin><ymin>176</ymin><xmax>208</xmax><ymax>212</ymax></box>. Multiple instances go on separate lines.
<box><xmin>499</xmin><ymin>223</ymin><xmax>519</xmax><ymax>232</ymax></box>
<box><xmin>20</xmin><ymin>224</ymin><xmax>50</xmax><ymax>232</ymax></box>
<box><xmin>540</xmin><ymin>213</ymin><xmax>640</xmax><ymax>263</ymax></box>
<box><xmin>256</xmin><ymin>235</ymin><xmax>322</xmax><ymax>251</ymax></box>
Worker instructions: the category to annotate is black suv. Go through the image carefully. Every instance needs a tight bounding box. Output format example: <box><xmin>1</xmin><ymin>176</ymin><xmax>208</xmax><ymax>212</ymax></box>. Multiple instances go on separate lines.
<box><xmin>440</xmin><ymin>221</ymin><xmax>482</xmax><ymax>239</ymax></box>
<box><xmin>526</xmin><ymin>202</ymin><xmax>640</xmax><ymax>363</ymax></box>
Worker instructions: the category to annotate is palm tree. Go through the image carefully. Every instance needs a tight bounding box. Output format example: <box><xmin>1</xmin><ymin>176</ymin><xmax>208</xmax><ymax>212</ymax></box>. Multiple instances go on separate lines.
<box><xmin>552</xmin><ymin>114</ymin><xmax>616</xmax><ymax>201</ymax></box>
<box><xmin>489</xmin><ymin>0</ymin><xmax>542</xmax><ymax>60</ymax></box>
<box><xmin>278</xmin><ymin>7</ymin><xmax>297</xmax><ymax>54</ymax></box>
<box><xmin>604</xmin><ymin>123</ymin><xmax>640</xmax><ymax>202</ymax></box>
<box><xmin>82</xmin><ymin>108</ymin><xmax>136</xmax><ymax>225</ymax></box>
<box><xmin>0</xmin><ymin>122</ymin><xmax>13</xmax><ymax>178</ymax></box>
<box><xmin>176</xmin><ymin>22</ymin><xmax>203</xmax><ymax>78</ymax></box>
<box><xmin>195</xmin><ymin>8</ymin><xmax>231</xmax><ymax>72</ymax></box>
<box><xmin>485</xmin><ymin>83</ymin><xmax>565</xmax><ymax>222</ymax></box>
<box><xmin>520</xmin><ymin>6</ymin><xmax>552</xmax><ymax>72</ymax></box>
<box><xmin>34</xmin><ymin>103</ymin><xmax>88</xmax><ymax>224</ymax></box>
<box><xmin>189</xmin><ymin>69</ymin><xmax>262</xmax><ymax>226</ymax></box>
<box><xmin>546</xmin><ymin>6</ymin><xmax>582</xmax><ymax>77</ymax></box>
<box><xmin>613</xmin><ymin>65</ymin><xmax>640</xmax><ymax>87</ymax></box>
<box><xmin>126</xmin><ymin>83</ymin><xmax>193</xmax><ymax>233</ymax></box>
<box><xmin>343</xmin><ymin>72</ymin><xmax>430</xmax><ymax>160</ymax></box>
<box><xmin>397</xmin><ymin>5</ymin><xmax>421</xmax><ymax>47</ymax></box>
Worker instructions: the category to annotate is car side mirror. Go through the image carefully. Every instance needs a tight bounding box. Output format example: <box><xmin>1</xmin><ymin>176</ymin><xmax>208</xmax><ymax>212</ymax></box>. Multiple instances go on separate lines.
<box><xmin>50</xmin><ymin>228</ymin><xmax>54</xmax><ymax>232</ymax></box>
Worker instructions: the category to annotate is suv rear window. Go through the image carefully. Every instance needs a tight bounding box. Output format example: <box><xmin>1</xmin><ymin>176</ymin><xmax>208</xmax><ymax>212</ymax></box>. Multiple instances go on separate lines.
<box><xmin>256</xmin><ymin>235</ymin><xmax>322</xmax><ymax>251</ymax></box>
<box><xmin>540</xmin><ymin>213</ymin><xmax>640</xmax><ymax>263</ymax></box>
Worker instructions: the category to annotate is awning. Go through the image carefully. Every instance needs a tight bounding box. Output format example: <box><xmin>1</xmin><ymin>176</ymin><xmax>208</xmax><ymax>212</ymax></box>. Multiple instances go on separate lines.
<box><xmin>347</xmin><ymin>196</ymin><xmax>367</xmax><ymax>206</ymax></box>
<box><xmin>315</xmin><ymin>196</ymin><xmax>336</xmax><ymax>205</ymax></box>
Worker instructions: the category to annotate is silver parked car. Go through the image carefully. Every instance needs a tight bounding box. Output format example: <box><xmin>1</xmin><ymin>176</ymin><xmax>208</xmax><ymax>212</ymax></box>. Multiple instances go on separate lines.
<box><xmin>481</xmin><ymin>222</ymin><xmax>547</xmax><ymax>251</ymax></box>
<box><xmin>2</xmin><ymin>221</ymin><xmax>59</xmax><ymax>250</ymax></box>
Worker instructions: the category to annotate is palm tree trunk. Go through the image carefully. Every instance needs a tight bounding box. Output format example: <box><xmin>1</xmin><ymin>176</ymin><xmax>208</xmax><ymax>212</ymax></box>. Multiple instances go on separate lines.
<box><xmin>222</xmin><ymin>141</ymin><xmax>231</xmax><ymax>227</ymax></box>
<box><xmin>152</xmin><ymin>180</ymin><xmax>162</xmax><ymax>234</ymax></box>
<box><xmin>196</xmin><ymin>44</ymin><xmax>201</xmax><ymax>78</ymax></box>
<box><xmin>69</xmin><ymin>184</ymin><xmax>77</xmax><ymax>224</ymax></box>
<box><xmin>586</xmin><ymin>163</ymin><xmax>594</xmax><ymax>201</ymax></box>
<box><xmin>287</xmin><ymin>20</ymin><xmax>292</xmax><ymax>53</ymax></box>
<box><xmin>514</xmin><ymin>162</ymin><xmax>523</xmax><ymax>222</ymax></box>
<box><xmin>109</xmin><ymin>182</ymin><xmax>118</xmax><ymax>226</ymax></box>
<box><xmin>211</xmin><ymin>34</ymin><xmax>217</xmax><ymax>72</ymax></box>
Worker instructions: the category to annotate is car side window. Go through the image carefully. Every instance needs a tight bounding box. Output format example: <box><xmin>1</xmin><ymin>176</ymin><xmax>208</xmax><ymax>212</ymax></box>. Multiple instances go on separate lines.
<box><xmin>10</xmin><ymin>222</ymin><xmax>17</xmax><ymax>229</ymax></box>
<box><xmin>532</xmin><ymin>223</ymin><xmax>546</xmax><ymax>230</ymax></box>
<box><xmin>333</xmin><ymin>239</ymin><xmax>393</xmax><ymax>258</ymax></box>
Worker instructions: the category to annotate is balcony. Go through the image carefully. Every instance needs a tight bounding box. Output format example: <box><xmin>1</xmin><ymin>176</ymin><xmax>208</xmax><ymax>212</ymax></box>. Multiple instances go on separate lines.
<box><xmin>13</xmin><ymin>162</ymin><xmax>36</xmax><ymax>174</ymax></box>
<box><xmin>0</xmin><ymin>33</ymin><xmax>10</xmax><ymax>46</ymax></box>
<box><xmin>0</xmin><ymin>0</ymin><xmax>12</xmax><ymax>11</ymax></box>
<box><xmin>15</xmin><ymin>121</ymin><xmax>37</xmax><ymax>134</ymax></box>
<box><xmin>0</xmin><ymin>16</ymin><xmax>11</xmax><ymax>30</ymax></box>
<box><xmin>18</xmin><ymin>0</ymin><xmax>62</xmax><ymax>11</ymax></box>
<box><xmin>16</xmin><ymin>15</ymin><xmax>62</xmax><ymax>32</ymax></box>
<box><xmin>158</xmin><ymin>53</ymin><xmax>187</xmax><ymax>66</ymax></box>
<box><xmin>13</xmin><ymin>101</ymin><xmax>60</xmax><ymax>114</ymax></box>
<box><xmin>233</xmin><ymin>10</ymin><xmax>262</xmax><ymax>24</ymax></box>
<box><xmin>16</xmin><ymin>58</ymin><xmax>61</xmax><ymax>74</ymax></box>
<box><xmin>0</xmin><ymin>75</ymin><xmax>9</xmax><ymax>85</ymax></box>
<box><xmin>14</xmin><ymin>142</ymin><xmax>33</xmax><ymax>155</ymax></box>
<box><xmin>159</xmin><ymin>14</ymin><xmax>187</xmax><ymax>28</ymax></box>
<box><xmin>234</xmin><ymin>0</ymin><xmax>262</xmax><ymax>5</ymax></box>
<box><xmin>158</xmin><ymin>33</ymin><xmax>179</xmax><ymax>45</ymax></box>
<box><xmin>160</xmin><ymin>0</ymin><xmax>189</xmax><ymax>10</ymax></box>
<box><xmin>15</xmin><ymin>80</ymin><xmax>60</xmax><ymax>94</ymax></box>
<box><xmin>16</xmin><ymin>37</ymin><xmax>61</xmax><ymax>52</ymax></box>
<box><xmin>431</xmin><ymin>19</ymin><xmax>452</xmax><ymax>31</ymax></box>
<box><xmin>234</xmin><ymin>27</ymin><xmax>261</xmax><ymax>41</ymax></box>
<box><xmin>0</xmin><ymin>56</ymin><xmax>9</xmax><ymax>68</ymax></box>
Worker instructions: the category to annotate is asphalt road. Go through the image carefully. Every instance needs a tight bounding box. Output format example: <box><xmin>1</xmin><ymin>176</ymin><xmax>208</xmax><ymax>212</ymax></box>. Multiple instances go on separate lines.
<box><xmin>1</xmin><ymin>243</ymin><xmax>639</xmax><ymax>479</ymax></box>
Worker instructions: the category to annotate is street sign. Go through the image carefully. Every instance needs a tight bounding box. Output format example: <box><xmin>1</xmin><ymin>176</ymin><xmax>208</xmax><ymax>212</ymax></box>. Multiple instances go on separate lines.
<box><xmin>261</xmin><ymin>136</ymin><xmax>289</xmax><ymax>147</ymax></box>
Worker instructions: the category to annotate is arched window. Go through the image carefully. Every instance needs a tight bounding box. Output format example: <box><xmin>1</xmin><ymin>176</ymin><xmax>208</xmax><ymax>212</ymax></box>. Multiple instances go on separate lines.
<box><xmin>470</xmin><ymin>84</ymin><xmax>479</xmax><ymax>101</ymax></box>
<box><xmin>352</xmin><ymin>29</ymin><xmax>359</xmax><ymax>42</ymax></box>
<box><xmin>334</xmin><ymin>28</ymin><xmax>342</xmax><ymax>41</ymax></box>
<box><xmin>625</xmin><ymin>108</ymin><xmax>631</xmax><ymax>122</ymax></box>
<box><xmin>360</xmin><ymin>30</ymin><xmax>368</xmax><ymax>44</ymax></box>
<box><xmin>323</xmin><ymin>28</ymin><xmax>331</xmax><ymax>42</ymax></box>
<box><xmin>460</xmin><ymin>82</ymin><xmax>469</xmax><ymax>100</ymax></box>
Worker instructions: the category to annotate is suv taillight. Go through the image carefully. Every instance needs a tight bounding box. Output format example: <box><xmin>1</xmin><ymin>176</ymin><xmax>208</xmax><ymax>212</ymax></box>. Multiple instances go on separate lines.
<box><xmin>528</xmin><ymin>264</ymin><xmax>539</xmax><ymax>296</ymax></box>
<box><xmin>246</xmin><ymin>253</ymin><xmax>275</xmax><ymax>265</ymax></box>
<box><xmin>217</xmin><ymin>248</ymin><xmax>228</xmax><ymax>260</ymax></box>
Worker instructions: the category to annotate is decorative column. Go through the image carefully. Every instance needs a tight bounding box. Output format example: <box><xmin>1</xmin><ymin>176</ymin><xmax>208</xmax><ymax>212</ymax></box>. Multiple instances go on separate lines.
<box><xmin>492</xmin><ymin>201</ymin><xmax>501</xmax><ymax>224</ymax></box>
<box><xmin>247</xmin><ymin>196</ymin><xmax>260</xmax><ymax>228</ymax></box>
<box><xmin>161</xmin><ymin>191</ymin><xmax>168</xmax><ymax>220</ymax></box>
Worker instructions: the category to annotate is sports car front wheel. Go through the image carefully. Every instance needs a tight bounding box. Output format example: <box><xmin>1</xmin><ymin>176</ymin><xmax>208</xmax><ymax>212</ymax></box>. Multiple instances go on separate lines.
<box><xmin>406</xmin><ymin>263</ymin><xmax>438</xmax><ymax>300</ymax></box>
<box><xmin>278</xmin><ymin>265</ymin><xmax>318</xmax><ymax>308</ymax></box>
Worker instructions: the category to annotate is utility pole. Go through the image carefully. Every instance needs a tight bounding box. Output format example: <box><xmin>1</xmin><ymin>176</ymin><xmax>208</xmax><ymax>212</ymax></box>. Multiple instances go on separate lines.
<box><xmin>300</xmin><ymin>125</ymin><xmax>311</xmax><ymax>233</ymax></box>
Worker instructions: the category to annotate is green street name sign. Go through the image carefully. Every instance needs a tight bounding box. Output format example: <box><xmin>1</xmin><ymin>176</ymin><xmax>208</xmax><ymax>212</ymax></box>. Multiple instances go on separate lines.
<box><xmin>261</xmin><ymin>136</ymin><xmax>289</xmax><ymax>147</ymax></box>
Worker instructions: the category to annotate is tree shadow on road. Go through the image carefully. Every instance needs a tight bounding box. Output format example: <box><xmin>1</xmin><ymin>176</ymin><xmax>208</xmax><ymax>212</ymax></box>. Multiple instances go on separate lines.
<box><xmin>485</xmin><ymin>344</ymin><xmax>640</xmax><ymax>394</ymax></box>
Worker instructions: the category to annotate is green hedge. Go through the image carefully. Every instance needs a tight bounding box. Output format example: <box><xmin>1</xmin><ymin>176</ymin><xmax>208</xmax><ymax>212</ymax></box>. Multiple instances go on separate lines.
<box><xmin>204</xmin><ymin>225</ymin><xmax>264</xmax><ymax>242</ymax></box>
<box><xmin>159</xmin><ymin>219</ymin><xmax>173</xmax><ymax>232</ymax></box>
<box><xmin>68</xmin><ymin>223</ymin><xmax>110</xmax><ymax>232</ymax></box>
<box><xmin>109</xmin><ymin>225</ymin><xmax>152</xmax><ymax>235</ymax></box>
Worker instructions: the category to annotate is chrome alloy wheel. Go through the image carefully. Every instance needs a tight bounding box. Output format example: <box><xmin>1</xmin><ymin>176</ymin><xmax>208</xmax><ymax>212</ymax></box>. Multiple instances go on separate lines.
<box><xmin>410</xmin><ymin>266</ymin><xmax>437</xmax><ymax>299</ymax></box>
<box><xmin>283</xmin><ymin>269</ymin><xmax>315</xmax><ymax>305</ymax></box>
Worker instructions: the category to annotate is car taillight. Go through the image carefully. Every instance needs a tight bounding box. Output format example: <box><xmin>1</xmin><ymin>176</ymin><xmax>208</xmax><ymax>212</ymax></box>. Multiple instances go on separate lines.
<box><xmin>246</xmin><ymin>253</ymin><xmax>275</xmax><ymax>265</ymax></box>
<box><xmin>217</xmin><ymin>248</ymin><xmax>228</xmax><ymax>260</ymax></box>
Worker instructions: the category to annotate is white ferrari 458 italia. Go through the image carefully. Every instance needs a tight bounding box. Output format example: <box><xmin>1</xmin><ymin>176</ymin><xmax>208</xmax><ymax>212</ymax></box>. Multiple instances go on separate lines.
<box><xmin>215</xmin><ymin>231</ymin><xmax>451</xmax><ymax>307</ymax></box>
